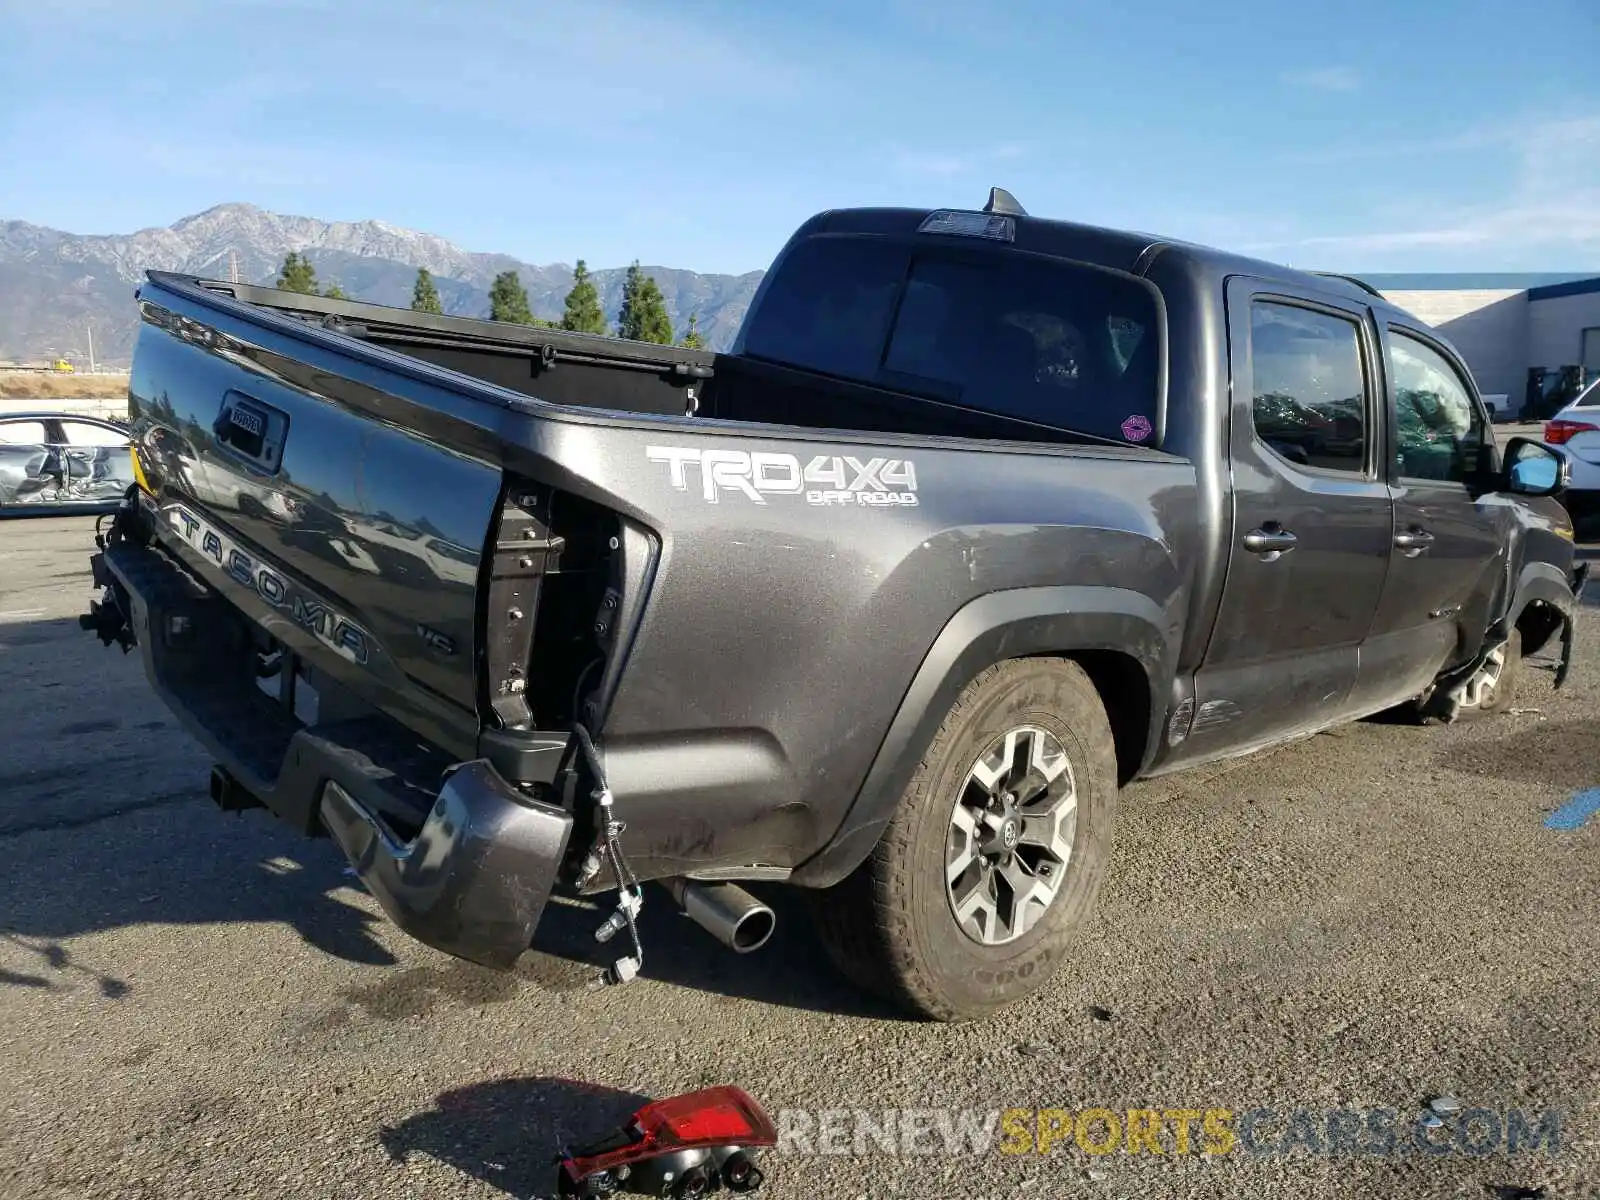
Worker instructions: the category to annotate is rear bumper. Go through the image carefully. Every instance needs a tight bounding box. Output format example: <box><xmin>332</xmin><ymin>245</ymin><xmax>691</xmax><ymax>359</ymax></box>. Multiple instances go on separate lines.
<box><xmin>88</xmin><ymin>532</ymin><xmax>573</xmax><ymax>971</ymax></box>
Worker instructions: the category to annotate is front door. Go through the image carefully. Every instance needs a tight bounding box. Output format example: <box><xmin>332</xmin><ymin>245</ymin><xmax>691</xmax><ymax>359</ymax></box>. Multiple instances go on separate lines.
<box><xmin>1354</xmin><ymin>321</ymin><xmax>1509</xmax><ymax>712</ymax></box>
<box><xmin>55</xmin><ymin>418</ymin><xmax>134</xmax><ymax>506</ymax></box>
<box><xmin>1171</xmin><ymin>279</ymin><xmax>1394</xmax><ymax>765</ymax></box>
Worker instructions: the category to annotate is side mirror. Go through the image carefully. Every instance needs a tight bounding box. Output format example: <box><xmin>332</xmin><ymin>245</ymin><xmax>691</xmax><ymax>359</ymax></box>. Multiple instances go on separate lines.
<box><xmin>1501</xmin><ymin>437</ymin><xmax>1569</xmax><ymax>497</ymax></box>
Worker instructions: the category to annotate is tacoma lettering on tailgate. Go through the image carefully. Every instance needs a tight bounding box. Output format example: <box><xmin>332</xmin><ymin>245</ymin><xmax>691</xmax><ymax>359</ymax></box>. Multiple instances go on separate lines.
<box><xmin>162</xmin><ymin>502</ymin><xmax>373</xmax><ymax>665</ymax></box>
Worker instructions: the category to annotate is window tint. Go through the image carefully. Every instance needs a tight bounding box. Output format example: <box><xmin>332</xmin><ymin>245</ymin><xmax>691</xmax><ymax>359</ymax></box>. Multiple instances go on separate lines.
<box><xmin>743</xmin><ymin>237</ymin><xmax>906</xmax><ymax>383</ymax></box>
<box><xmin>0</xmin><ymin>421</ymin><xmax>48</xmax><ymax>446</ymax></box>
<box><xmin>60</xmin><ymin>420</ymin><xmax>128</xmax><ymax>448</ymax></box>
<box><xmin>1249</xmin><ymin>302</ymin><xmax>1368</xmax><ymax>474</ymax></box>
<box><xmin>1389</xmin><ymin>331</ymin><xmax>1481</xmax><ymax>483</ymax></box>
<box><xmin>742</xmin><ymin>235</ymin><xmax>1161</xmax><ymax>444</ymax></box>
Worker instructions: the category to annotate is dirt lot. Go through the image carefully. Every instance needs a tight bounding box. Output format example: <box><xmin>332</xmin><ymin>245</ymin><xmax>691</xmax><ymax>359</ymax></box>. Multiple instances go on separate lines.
<box><xmin>1</xmin><ymin>514</ymin><xmax>1597</xmax><ymax>1199</ymax></box>
<box><xmin>0</xmin><ymin>372</ymin><xmax>130</xmax><ymax>402</ymax></box>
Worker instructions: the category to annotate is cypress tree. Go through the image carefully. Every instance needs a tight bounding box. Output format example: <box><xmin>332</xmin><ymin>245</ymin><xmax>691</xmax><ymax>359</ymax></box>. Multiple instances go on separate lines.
<box><xmin>276</xmin><ymin>251</ymin><xmax>318</xmax><ymax>294</ymax></box>
<box><xmin>617</xmin><ymin>261</ymin><xmax>673</xmax><ymax>345</ymax></box>
<box><xmin>322</xmin><ymin>282</ymin><xmax>349</xmax><ymax>300</ymax></box>
<box><xmin>411</xmin><ymin>267</ymin><xmax>443</xmax><ymax>314</ymax></box>
<box><xmin>679</xmin><ymin>312</ymin><xmax>706</xmax><ymax>350</ymax></box>
<box><xmin>560</xmin><ymin>259</ymin><xmax>607</xmax><ymax>334</ymax></box>
<box><xmin>488</xmin><ymin>270</ymin><xmax>534</xmax><ymax>324</ymax></box>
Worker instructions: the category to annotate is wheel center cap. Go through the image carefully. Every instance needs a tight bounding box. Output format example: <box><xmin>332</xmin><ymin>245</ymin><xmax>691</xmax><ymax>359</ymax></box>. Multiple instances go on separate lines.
<box><xmin>1000</xmin><ymin>819</ymin><xmax>1020</xmax><ymax>850</ymax></box>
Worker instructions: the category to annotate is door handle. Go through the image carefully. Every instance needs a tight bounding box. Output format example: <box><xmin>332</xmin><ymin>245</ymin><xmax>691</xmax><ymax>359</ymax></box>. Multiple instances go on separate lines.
<box><xmin>1243</xmin><ymin>525</ymin><xmax>1298</xmax><ymax>559</ymax></box>
<box><xmin>1394</xmin><ymin>527</ymin><xmax>1434</xmax><ymax>557</ymax></box>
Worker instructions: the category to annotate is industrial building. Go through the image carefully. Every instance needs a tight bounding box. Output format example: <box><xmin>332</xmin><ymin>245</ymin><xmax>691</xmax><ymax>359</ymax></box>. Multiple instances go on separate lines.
<box><xmin>1365</xmin><ymin>273</ymin><xmax>1600</xmax><ymax>420</ymax></box>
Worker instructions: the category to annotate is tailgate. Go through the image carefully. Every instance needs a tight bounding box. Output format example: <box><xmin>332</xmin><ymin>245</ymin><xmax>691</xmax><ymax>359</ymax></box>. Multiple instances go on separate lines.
<box><xmin>128</xmin><ymin>278</ymin><xmax>509</xmax><ymax>753</ymax></box>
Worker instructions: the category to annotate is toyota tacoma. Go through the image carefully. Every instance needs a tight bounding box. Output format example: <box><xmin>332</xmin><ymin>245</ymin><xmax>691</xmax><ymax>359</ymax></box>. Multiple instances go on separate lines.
<box><xmin>81</xmin><ymin>189</ymin><xmax>1588</xmax><ymax>1021</ymax></box>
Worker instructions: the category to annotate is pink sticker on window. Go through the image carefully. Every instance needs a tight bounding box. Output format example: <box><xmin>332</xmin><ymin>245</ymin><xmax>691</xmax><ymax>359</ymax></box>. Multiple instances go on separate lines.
<box><xmin>1121</xmin><ymin>414</ymin><xmax>1153</xmax><ymax>443</ymax></box>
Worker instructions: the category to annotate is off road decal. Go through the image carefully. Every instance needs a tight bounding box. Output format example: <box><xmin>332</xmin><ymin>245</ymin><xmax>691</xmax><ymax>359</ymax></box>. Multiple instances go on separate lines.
<box><xmin>646</xmin><ymin>446</ymin><xmax>919</xmax><ymax>507</ymax></box>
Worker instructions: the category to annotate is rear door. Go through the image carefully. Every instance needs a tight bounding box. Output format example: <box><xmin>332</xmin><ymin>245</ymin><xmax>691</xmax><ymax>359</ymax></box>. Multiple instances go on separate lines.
<box><xmin>1354</xmin><ymin>321</ymin><xmax>1507</xmax><ymax>710</ymax></box>
<box><xmin>55</xmin><ymin>417</ymin><xmax>134</xmax><ymax>505</ymax></box>
<box><xmin>1174</xmin><ymin>278</ymin><xmax>1394</xmax><ymax>763</ymax></box>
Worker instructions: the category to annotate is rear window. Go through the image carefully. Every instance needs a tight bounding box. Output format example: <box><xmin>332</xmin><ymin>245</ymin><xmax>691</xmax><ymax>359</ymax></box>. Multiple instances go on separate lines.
<box><xmin>742</xmin><ymin>235</ymin><xmax>1161</xmax><ymax>444</ymax></box>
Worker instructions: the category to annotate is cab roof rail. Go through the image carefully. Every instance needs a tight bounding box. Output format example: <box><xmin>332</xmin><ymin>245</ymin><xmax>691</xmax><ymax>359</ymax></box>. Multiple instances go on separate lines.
<box><xmin>1311</xmin><ymin>271</ymin><xmax>1385</xmax><ymax>299</ymax></box>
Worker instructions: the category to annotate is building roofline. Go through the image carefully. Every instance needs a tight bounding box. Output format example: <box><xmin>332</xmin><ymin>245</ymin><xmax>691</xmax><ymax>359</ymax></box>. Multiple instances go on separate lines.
<box><xmin>1528</xmin><ymin>276</ymin><xmax>1600</xmax><ymax>302</ymax></box>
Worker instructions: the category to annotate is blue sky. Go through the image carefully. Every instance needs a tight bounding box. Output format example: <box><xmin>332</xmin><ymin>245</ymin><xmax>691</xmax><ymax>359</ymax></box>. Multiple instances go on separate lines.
<box><xmin>2</xmin><ymin>0</ymin><xmax>1597</xmax><ymax>276</ymax></box>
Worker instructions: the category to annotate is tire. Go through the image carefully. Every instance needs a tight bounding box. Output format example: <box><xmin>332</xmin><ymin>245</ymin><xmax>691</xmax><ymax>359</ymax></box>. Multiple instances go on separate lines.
<box><xmin>1453</xmin><ymin>626</ymin><xmax>1522</xmax><ymax>718</ymax></box>
<box><xmin>809</xmin><ymin>657</ymin><xmax>1118</xmax><ymax>1022</ymax></box>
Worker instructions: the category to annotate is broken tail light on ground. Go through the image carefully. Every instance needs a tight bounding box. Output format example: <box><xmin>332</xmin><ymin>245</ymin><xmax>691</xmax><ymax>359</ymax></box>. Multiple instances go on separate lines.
<box><xmin>556</xmin><ymin>1086</ymin><xmax>778</xmax><ymax>1198</ymax></box>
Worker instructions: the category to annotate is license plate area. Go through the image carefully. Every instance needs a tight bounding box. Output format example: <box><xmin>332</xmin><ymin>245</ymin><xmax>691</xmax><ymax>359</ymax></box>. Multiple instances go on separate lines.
<box><xmin>214</xmin><ymin>391</ymin><xmax>288</xmax><ymax>473</ymax></box>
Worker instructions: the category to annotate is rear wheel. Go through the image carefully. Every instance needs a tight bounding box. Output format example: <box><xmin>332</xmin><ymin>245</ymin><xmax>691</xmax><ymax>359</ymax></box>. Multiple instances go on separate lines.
<box><xmin>810</xmin><ymin>658</ymin><xmax>1118</xmax><ymax>1022</ymax></box>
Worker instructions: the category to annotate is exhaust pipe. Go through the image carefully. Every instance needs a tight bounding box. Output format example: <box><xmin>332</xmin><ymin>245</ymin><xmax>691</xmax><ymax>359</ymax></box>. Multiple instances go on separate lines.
<box><xmin>662</xmin><ymin>878</ymin><xmax>776</xmax><ymax>954</ymax></box>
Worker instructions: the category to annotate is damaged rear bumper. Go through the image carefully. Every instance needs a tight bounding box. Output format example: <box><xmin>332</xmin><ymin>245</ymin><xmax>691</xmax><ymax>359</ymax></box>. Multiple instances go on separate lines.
<box><xmin>319</xmin><ymin>761</ymin><xmax>572</xmax><ymax>970</ymax></box>
<box><xmin>86</xmin><ymin>526</ymin><xmax>573</xmax><ymax>971</ymax></box>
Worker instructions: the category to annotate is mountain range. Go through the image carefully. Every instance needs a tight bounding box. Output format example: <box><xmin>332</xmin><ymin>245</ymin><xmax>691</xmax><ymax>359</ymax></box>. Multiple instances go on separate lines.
<box><xmin>5</xmin><ymin>203</ymin><xmax>1597</xmax><ymax>371</ymax></box>
<box><xmin>0</xmin><ymin>203</ymin><xmax>768</xmax><ymax>368</ymax></box>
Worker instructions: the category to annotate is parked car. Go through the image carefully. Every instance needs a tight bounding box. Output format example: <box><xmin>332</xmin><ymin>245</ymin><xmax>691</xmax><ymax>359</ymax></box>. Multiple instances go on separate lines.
<box><xmin>80</xmin><ymin>191</ymin><xmax>1586</xmax><ymax>1022</ymax></box>
<box><xmin>1541</xmin><ymin>375</ymin><xmax>1600</xmax><ymax>522</ymax></box>
<box><xmin>0</xmin><ymin>412</ymin><xmax>135</xmax><ymax>514</ymax></box>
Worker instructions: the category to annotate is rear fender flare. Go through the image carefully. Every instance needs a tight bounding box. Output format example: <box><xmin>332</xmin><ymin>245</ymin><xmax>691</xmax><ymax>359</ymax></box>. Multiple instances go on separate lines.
<box><xmin>789</xmin><ymin>586</ymin><xmax>1175</xmax><ymax>888</ymax></box>
<box><xmin>1507</xmin><ymin>559</ymin><xmax>1580</xmax><ymax>658</ymax></box>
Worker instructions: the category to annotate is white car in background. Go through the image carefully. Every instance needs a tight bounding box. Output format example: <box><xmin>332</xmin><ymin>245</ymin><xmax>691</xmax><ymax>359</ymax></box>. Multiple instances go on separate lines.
<box><xmin>1543</xmin><ymin>375</ymin><xmax>1600</xmax><ymax>521</ymax></box>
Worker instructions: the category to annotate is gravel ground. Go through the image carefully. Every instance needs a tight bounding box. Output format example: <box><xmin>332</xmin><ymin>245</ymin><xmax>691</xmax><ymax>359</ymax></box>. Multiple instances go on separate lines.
<box><xmin>2</xmin><ymin>514</ymin><xmax>1597</xmax><ymax>1200</ymax></box>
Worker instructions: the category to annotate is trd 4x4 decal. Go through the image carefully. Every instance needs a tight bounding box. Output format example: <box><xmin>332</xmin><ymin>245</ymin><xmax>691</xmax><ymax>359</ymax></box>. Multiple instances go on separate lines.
<box><xmin>646</xmin><ymin>445</ymin><xmax>919</xmax><ymax>507</ymax></box>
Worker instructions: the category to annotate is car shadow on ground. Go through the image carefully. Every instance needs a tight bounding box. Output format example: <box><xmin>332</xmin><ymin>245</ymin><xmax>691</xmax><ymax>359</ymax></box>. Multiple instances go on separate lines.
<box><xmin>519</xmin><ymin>883</ymin><xmax>903</xmax><ymax>1020</ymax></box>
<box><xmin>380</xmin><ymin>1075</ymin><xmax>651</xmax><ymax>1198</ymax></box>
<box><xmin>0</xmin><ymin>621</ymin><xmax>893</xmax><ymax>1019</ymax></box>
<box><xmin>1435</xmin><ymin>715</ymin><xmax>1596</xmax><ymax>795</ymax></box>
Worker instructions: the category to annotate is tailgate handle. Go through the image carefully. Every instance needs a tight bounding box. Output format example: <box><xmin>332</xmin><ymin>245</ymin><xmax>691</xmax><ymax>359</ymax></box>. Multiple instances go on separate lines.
<box><xmin>213</xmin><ymin>391</ymin><xmax>288</xmax><ymax>474</ymax></box>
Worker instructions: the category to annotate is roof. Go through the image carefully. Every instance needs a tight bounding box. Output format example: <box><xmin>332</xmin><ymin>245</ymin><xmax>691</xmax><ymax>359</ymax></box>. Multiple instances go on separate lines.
<box><xmin>811</xmin><ymin>200</ymin><xmax>1391</xmax><ymax>310</ymax></box>
<box><xmin>1527</xmin><ymin>276</ymin><xmax>1600</xmax><ymax>302</ymax></box>
<box><xmin>0</xmin><ymin>410</ymin><xmax>125</xmax><ymax>423</ymax></box>
<box><xmin>1354</xmin><ymin>272</ymin><xmax>1599</xmax><ymax>291</ymax></box>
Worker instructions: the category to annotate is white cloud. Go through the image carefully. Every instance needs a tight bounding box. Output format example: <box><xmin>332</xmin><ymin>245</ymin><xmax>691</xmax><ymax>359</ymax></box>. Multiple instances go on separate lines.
<box><xmin>1247</xmin><ymin>112</ymin><xmax>1600</xmax><ymax>265</ymax></box>
<box><xmin>1282</xmin><ymin>67</ymin><xmax>1362</xmax><ymax>93</ymax></box>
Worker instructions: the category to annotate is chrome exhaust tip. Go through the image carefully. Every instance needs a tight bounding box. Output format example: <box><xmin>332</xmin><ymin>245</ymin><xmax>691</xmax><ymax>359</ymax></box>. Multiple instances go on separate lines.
<box><xmin>662</xmin><ymin>879</ymin><xmax>776</xmax><ymax>954</ymax></box>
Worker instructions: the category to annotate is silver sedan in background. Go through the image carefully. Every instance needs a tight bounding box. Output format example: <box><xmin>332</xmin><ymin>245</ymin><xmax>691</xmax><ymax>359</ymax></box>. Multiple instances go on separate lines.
<box><xmin>0</xmin><ymin>413</ymin><xmax>136</xmax><ymax>515</ymax></box>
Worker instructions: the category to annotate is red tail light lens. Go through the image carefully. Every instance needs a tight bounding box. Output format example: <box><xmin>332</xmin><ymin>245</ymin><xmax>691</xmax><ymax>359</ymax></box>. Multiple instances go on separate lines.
<box><xmin>642</xmin><ymin>1087</ymin><xmax>777</xmax><ymax>1146</ymax></box>
<box><xmin>1544</xmin><ymin>419</ymin><xmax>1599</xmax><ymax>446</ymax></box>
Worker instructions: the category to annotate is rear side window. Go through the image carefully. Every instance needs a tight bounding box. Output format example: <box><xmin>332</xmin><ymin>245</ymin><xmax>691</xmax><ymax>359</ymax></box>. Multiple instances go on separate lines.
<box><xmin>1248</xmin><ymin>301</ymin><xmax>1368</xmax><ymax>474</ymax></box>
<box><xmin>60</xmin><ymin>420</ymin><xmax>129</xmax><ymax>448</ymax></box>
<box><xmin>742</xmin><ymin>235</ymin><xmax>1161</xmax><ymax>444</ymax></box>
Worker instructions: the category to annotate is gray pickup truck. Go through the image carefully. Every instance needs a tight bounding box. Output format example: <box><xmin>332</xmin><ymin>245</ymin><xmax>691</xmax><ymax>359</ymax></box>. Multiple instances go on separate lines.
<box><xmin>82</xmin><ymin>189</ymin><xmax>1586</xmax><ymax>1022</ymax></box>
